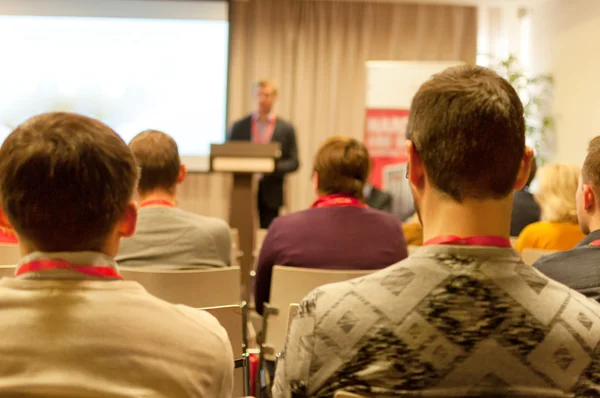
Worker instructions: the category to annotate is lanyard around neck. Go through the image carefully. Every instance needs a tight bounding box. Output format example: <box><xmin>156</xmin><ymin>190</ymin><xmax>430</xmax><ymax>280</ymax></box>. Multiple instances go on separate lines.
<box><xmin>423</xmin><ymin>235</ymin><xmax>512</xmax><ymax>248</ymax></box>
<box><xmin>16</xmin><ymin>259</ymin><xmax>122</xmax><ymax>280</ymax></box>
<box><xmin>251</xmin><ymin>114</ymin><xmax>277</xmax><ymax>143</ymax></box>
<box><xmin>311</xmin><ymin>194</ymin><xmax>368</xmax><ymax>209</ymax></box>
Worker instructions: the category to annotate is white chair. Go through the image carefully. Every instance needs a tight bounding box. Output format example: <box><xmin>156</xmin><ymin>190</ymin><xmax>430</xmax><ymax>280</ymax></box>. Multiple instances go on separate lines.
<box><xmin>0</xmin><ymin>245</ymin><xmax>20</xmax><ymax>265</ymax></box>
<box><xmin>119</xmin><ymin>266</ymin><xmax>241</xmax><ymax>307</ymax></box>
<box><xmin>0</xmin><ymin>265</ymin><xmax>15</xmax><ymax>278</ymax></box>
<box><xmin>522</xmin><ymin>249</ymin><xmax>557</xmax><ymax>265</ymax></box>
<box><xmin>203</xmin><ymin>304</ymin><xmax>249</xmax><ymax>397</ymax></box>
<box><xmin>265</xmin><ymin>266</ymin><xmax>375</xmax><ymax>355</ymax></box>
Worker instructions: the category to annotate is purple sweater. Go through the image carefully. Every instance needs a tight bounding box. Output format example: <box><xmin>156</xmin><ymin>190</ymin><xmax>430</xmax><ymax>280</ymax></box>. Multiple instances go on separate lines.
<box><xmin>254</xmin><ymin>206</ymin><xmax>408</xmax><ymax>314</ymax></box>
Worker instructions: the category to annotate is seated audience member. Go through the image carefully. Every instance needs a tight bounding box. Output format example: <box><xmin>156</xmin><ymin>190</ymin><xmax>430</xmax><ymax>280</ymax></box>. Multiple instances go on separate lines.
<box><xmin>535</xmin><ymin>137</ymin><xmax>600</xmax><ymax>300</ymax></box>
<box><xmin>515</xmin><ymin>163</ymin><xmax>585</xmax><ymax>252</ymax></box>
<box><xmin>273</xmin><ymin>65</ymin><xmax>600</xmax><ymax>397</ymax></box>
<box><xmin>117</xmin><ymin>130</ymin><xmax>231</xmax><ymax>269</ymax></box>
<box><xmin>363</xmin><ymin>182</ymin><xmax>393</xmax><ymax>212</ymax></box>
<box><xmin>510</xmin><ymin>156</ymin><xmax>541</xmax><ymax>236</ymax></box>
<box><xmin>254</xmin><ymin>136</ymin><xmax>407</xmax><ymax>314</ymax></box>
<box><xmin>0</xmin><ymin>113</ymin><xmax>233</xmax><ymax>397</ymax></box>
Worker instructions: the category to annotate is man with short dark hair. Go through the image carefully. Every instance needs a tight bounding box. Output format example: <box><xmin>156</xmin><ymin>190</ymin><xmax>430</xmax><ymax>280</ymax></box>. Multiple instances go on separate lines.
<box><xmin>273</xmin><ymin>66</ymin><xmax>600</xmax><ymax>397</ymax></box>
<box><xmin>0</xmin><ymin>113</ymin><xmax>233</xmax><ymax>397</ymax></box>
<box><xmin>229</xmin><ymin>79</ymin><xmax>299</xmax><ymax>228</ymax></box>
<box><xmin>254</xmin><ymin>136</ymin><xmax>407</xmax><ymax>314</ymax></box>
<box><xmin>117</xmin><ymin>129</ymin><xmax>232</xmax><ymax>269</ymax></box>
<box><xmin>511</xmin><ymin>155</ymin><xmax>541</xmax><ymax>236</ymax></box>
<box><xmin>535</xmin><ymin>136</ymin><xmax>600</xmax><ymax>300</ymax></box>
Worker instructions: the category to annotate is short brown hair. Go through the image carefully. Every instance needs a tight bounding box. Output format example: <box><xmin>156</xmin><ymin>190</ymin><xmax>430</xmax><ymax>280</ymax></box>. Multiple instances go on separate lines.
<box><xmin>406</xmin><ymin>65</ymin><xmax>525</xmax><ymax>202</ymax></box>
<box><xmin>314</xmin><ymin>136</ymin><xmax>370</xmax><ymax>199</ymax></box>
<box><xmin>252</xmin><ymin>79</ymin><xmax>278</xmax><ymax>95</ymax></box>
<box><xmin>582</xmin><ymin>136</ymin><xmax>600</xmax><ymax>188</ymax></box>
<box><xmin>129</xmin><ymin>130</ymin><xmax>180</xmax><ymax>195</ymax></box>
<box><xmin>0</xmin><ymin>112</ymin><xmax>138</xmax><ymax>251</ymax></box>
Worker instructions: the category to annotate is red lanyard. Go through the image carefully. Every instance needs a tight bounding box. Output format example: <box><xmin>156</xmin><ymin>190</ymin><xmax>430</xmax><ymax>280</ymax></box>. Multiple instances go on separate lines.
<box><xmin>139</xmin><ymin>200</ymin><xmax>175</xmax><ymax>208</ymax></box>
<box><xmin>251</xmin><ymin>114</ymin><xmax>277</xmax><ymax>144</ymax></box>
<box><xmin>311</xmin><ymin>194</ymin><xmax>368</xmax><ymax>209</ymax></box>
<box><xmin>590</xmin><ymin>240</ymin><xmax>600</xmax><ymax>247</ymax></box>
<box><xmin>423</xmin><ymin>235</ymin><xmax>512</xmax><ymax>248</ymax></box>
<box><xmin>16</xmin><ymin>259</ymin><xmax>122</xmax><ymax>280</ymax></box>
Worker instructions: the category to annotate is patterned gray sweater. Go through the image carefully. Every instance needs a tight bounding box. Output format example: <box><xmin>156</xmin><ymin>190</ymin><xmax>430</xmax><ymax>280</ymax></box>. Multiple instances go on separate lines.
<box><xmin>273</xmin><ymin>245</ymin><xmax>600</xmax><ymax>397</ymax></box>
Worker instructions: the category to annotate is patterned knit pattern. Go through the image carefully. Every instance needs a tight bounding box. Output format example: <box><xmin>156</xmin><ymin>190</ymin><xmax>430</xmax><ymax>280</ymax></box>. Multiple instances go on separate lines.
<box><xmin>273</xmin><ymin>245</ymin><xmax>600</xmax><ymax>398</ymax></box>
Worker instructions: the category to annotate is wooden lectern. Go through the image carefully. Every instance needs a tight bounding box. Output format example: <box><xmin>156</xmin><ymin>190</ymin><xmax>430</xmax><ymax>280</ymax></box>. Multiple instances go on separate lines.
<box><xmin>210</xmin><ymin>142</ymin><xmax>281</xmax><ymax>301</ymax></box>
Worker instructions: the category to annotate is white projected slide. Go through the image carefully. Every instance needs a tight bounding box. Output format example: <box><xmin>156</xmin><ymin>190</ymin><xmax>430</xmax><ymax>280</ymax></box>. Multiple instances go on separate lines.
<box><xmin>0</xmin><ymin>0</ymin><xmax>229</xmax><ymax>171</ymax></box>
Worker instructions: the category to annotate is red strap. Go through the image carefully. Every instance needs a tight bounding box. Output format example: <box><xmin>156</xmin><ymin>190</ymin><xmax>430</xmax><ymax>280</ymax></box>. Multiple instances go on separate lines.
<box><xmin>311</xmin><ymin>194</ymin><xmax>368</xmax><ymax>209</ymax></box>
<box><xmin>423</xmin><ymin>235</ymin><xmax>512</xmax><ymax>248</ymax></box>
<box><xmin>139</xmin><ymin>200</ymin><xmax>175</xmax><ymax>208</ymax></box>
<box><xmin>16</xmin><ymin>259</ymin><xmax>123</xmax><ymax>280</ymax></box>
<box><xmin>251</xmin><ymin>114</ymin><xmax>277</xmax><ymax>144</ymax></box>
<box><xmin>590</xmin><ymin>240</ymin><xmax>600</xmax><ymax>247</ymax></box>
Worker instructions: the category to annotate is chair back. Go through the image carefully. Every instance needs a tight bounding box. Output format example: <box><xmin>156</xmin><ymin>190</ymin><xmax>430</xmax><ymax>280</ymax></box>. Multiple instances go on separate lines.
<box><xmin>0</xmin><ymin>245</ymin><xmax>20</xmax><ymax>265</ymax></box>
<box><xmin>203</xmin><ymin>304</ymin><xmax>248</xmax><ymax>397</ymax></box>
<box><xmin>266</xmin><ymin>266</ymin><xmax>374</xmax><ymax>354</ymax></box>
<box><xmin>119</xmin><ymin>266</ymin><xmax>241</xmax><ymax>307</ymax></box>
<box><xmin>522</xmin><ymin>249</ymin><xmax>557</xmax><ymax>265</ymax></box>
<box><xmin>0</xmin><ymin>265</ymin><xmax>15</xmax><ymax>278</ymax></box>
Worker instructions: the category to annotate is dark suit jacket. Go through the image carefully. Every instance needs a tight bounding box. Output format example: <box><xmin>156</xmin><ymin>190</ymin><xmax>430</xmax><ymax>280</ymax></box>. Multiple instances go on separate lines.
<box><xmin>229</xmin><ymin>115</ymin><xmax>299</xmax><ymax>209</ymax></box>
<box><xmin>365</xmin><ymin>186</ymin><xmax>393</xmax><ymax>213</ymax></box>
<box><xmin>534</xmin><ymin>229</ymin><xmax>600</xmax><ymax>302</ymax></box>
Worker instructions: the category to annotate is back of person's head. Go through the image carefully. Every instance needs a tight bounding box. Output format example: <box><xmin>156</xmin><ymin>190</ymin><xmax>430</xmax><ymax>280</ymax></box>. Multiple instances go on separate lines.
<box><xmin>406</xmin><ymin>65</ymin><xmax>529</xmax><ymax>202</ymax></box>
<box><xmin>129</xmin><ymin>130</ymin><xmax>184</xmax><ymax>196</ymax></box>
<box><xmin>313</xmin><ymin>136</ymin><xmax>370</xmax><ymax>200</ymax></box>
<box><xmin>582</xmin><ymin>137</ymin><xmax>600</xmax><ymax>188</ymax></box>
<box><xmin>0</xmin><ymin>112</ymin><xmax>138</xmax><ymax>252</ymax></box>
<box><xmin>578</xmin><ymin>136</ymin><xmax>600</xmax><ymax>233</ymax></box>
<box><xmin>536</xmin><ymin>163</ymin><xmax>580</xmax><ymax>224</ymax></box>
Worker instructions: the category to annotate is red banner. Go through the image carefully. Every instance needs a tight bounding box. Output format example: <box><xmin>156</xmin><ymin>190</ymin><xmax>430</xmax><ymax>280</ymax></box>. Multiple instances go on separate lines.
<box><xmin>364</xmin><ymin>108</ymin><xmax>410</xmax><ymax>188</ymax></box>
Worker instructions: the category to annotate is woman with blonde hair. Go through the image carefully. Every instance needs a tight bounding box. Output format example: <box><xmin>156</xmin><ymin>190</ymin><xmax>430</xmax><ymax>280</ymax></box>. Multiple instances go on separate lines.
<box><xmin>515</xmin><ymin>163</ymin><xmax>585</xmax><ymax>252</ymax></box>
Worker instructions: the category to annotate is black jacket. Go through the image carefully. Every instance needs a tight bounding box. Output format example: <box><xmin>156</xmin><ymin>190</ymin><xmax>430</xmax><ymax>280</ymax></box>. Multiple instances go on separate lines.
<box><xmin>229</xmin><ymin>115</ymin><xmax>299</xmax><ymax>209</ymax></box>
<box><xmin>535</xmin><ymin>229</ymin><xmax>600</xmax><ymax>302</ymax></box>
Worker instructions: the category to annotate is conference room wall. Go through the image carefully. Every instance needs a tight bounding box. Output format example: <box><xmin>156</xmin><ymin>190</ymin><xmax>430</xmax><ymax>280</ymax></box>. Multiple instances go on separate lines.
<box><xmin>530</xmin><ymin>0</ymin><xmax>600</xmax><ymax>166</ymax></box>
<box><xmin>179</xmin><ymin>0</ymin><xmax>477</xmax><ymax>220</ymax></box>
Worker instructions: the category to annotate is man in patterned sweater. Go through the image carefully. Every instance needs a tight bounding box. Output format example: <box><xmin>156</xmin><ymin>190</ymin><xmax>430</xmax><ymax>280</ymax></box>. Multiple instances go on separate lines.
<box><xmin>273</xmin><ymin>65</ymin><xmax>600</xmax><ymax>397</ymax></box>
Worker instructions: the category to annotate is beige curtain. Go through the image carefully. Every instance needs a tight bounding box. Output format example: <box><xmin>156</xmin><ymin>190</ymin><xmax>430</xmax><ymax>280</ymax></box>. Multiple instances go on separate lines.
<box><xmin>180</xmin><ymin>0</ymin><xmax>477</xmax><ymax>217</ymax></box>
